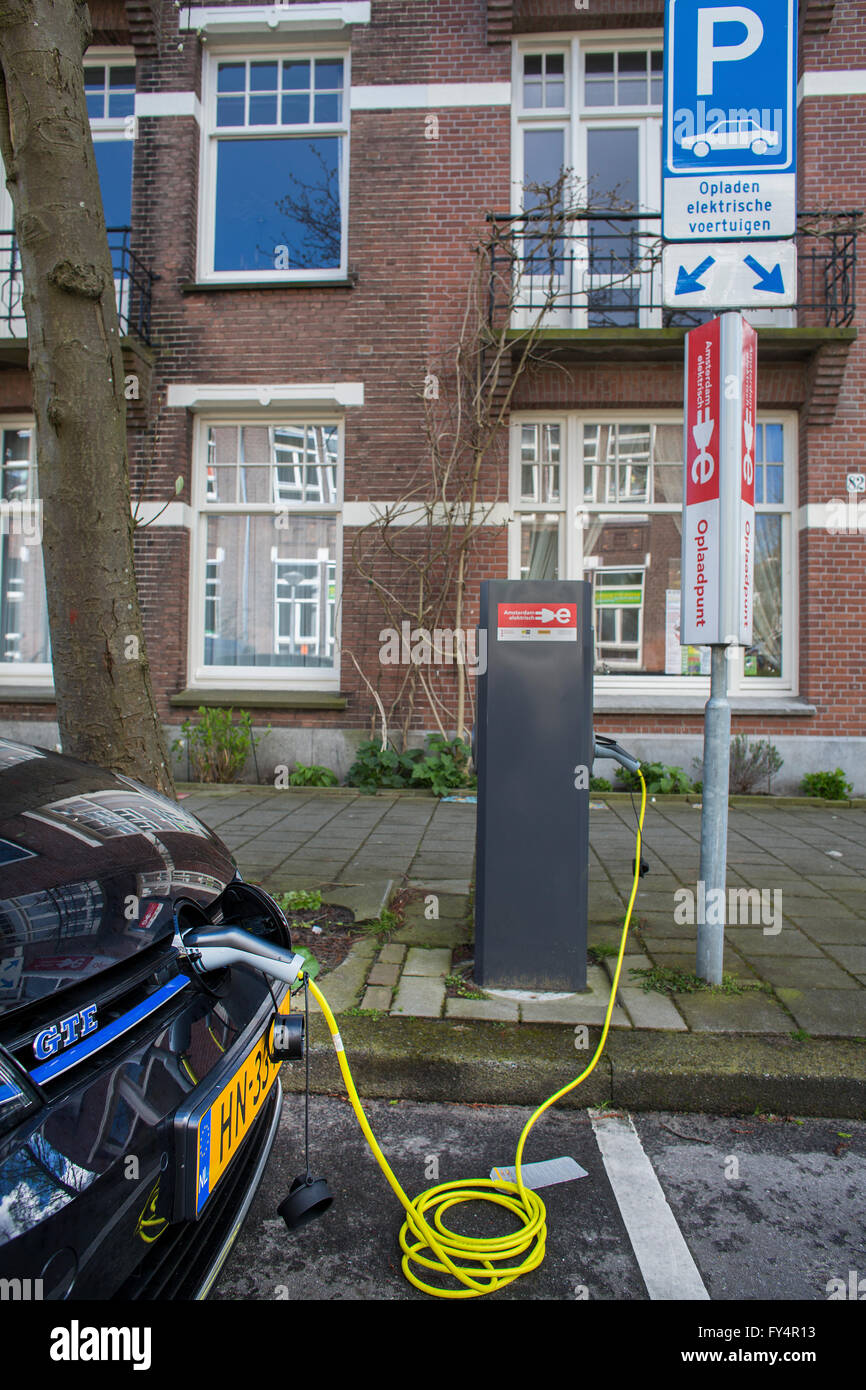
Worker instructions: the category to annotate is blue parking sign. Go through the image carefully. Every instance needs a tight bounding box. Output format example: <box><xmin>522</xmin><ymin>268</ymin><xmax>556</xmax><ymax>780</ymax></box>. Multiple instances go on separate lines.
<box><xmin>663</xmin><ymin>0</ymin><xmax>797</xmax><ymax>240</ymax></box>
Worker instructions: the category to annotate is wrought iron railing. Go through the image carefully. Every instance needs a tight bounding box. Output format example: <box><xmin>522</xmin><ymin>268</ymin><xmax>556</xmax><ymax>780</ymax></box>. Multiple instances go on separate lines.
<box><xmin>0</xmin><ymin>227</ymin><xmax>156</xmax><ymax>344</ymax></box>
<box><xmin>486</xmin><ymin>210</ymin><xmax>859</xmax><ymax>331</ymax></box>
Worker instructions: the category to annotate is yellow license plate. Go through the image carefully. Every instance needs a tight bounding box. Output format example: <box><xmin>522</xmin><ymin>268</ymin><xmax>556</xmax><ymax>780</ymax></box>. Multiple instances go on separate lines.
<box><xmin>195</xmin><ymin>1015</ymin><xmax>283</xmax><ymax>1214</ymax></box>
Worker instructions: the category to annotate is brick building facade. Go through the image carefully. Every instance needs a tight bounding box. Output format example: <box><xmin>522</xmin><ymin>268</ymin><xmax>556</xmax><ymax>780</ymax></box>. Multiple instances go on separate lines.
<box><xmin>0</xmin><ymin>0</ymin><xmax>863</xmax><ymax>791</ymax></box>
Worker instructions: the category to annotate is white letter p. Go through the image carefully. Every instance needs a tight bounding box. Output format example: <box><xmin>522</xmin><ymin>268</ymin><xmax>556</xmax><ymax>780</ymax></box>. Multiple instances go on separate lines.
<box><xmin>697</xmin><ymin>6</ymin><xmax>764</xmax><ymax>96</ymax></box>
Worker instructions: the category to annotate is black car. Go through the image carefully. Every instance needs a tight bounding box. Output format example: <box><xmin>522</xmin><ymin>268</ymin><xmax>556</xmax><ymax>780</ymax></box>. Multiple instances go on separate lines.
<box><xmin>0</xmin><ymin>738</ymin><xmax>297</xmax><ymax>1299</ymax></box>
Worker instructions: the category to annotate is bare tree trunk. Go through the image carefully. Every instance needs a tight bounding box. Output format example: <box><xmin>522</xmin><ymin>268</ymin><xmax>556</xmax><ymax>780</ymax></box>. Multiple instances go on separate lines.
<box><xmin>0</xmin><ymin>0</ymin><xmax>174</xmax><ymax>795</ymax></box>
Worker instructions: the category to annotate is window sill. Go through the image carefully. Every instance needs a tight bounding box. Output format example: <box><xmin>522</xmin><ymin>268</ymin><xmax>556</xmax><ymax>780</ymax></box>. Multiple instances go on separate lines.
<box><xmin>181</xmin><ymin>276</ymin><xmax>357</xmax><ymax>293</ymax></box>
<box><xmin>0</xmin><ymin>686</ymin><xmax>56</xmax><ymax>703</ymax></box>
<box><xmin>170</xmin><ymin>687</ymin><xmax>347</xmax><ymax>710</ymax></box>
<box><xmin>593</xmin><ymin>693</ymin><xmax>815</xmax><ymax>717</ymax></box>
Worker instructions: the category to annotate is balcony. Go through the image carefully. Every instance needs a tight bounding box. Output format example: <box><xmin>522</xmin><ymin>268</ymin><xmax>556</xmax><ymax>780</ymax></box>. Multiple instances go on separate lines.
<box><xmin>0</xmin><ymin>227</ymin><xmax>156</xmax><ymax>348</ymax></box>
<box><xmin>486</xmin><ymin>209</ymin><xmax>859</xmax><ymax>339</ymax></box>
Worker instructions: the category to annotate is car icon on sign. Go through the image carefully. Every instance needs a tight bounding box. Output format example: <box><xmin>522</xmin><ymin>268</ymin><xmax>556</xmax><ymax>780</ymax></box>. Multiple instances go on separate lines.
<box><xmin>680</xmin><ymin>118</ymin><xmax>781</xmax><ymax>158</ymax></box>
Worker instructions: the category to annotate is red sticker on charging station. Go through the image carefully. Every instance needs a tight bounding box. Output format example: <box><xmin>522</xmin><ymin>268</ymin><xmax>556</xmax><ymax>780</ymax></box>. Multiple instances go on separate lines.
<box><xmin>497</xmin><ymin>603</ymin><xmax>577</xmax><ymax>642</ymax></box>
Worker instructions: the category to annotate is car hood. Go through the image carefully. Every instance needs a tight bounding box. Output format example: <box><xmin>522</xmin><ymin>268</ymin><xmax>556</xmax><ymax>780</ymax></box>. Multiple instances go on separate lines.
<box><xmin>0</xmin><ymin>739</ymin><xmax>236</xmax><ymax>1022</ymax></box>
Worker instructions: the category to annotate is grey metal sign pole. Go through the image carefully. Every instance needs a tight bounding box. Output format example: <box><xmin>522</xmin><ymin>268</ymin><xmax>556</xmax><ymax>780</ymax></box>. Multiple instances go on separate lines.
<box><xmin>697</xmin><ymin>644</ymin><xmax>730</xmax><ymax>983</ymax></box>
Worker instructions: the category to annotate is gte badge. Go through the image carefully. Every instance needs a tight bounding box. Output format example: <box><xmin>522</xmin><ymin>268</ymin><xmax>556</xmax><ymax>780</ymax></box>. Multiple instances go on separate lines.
<box><xmin>33</xmin><ymin>1004</ymin><xmax>98</xmax><ymax>1060</ymax></box>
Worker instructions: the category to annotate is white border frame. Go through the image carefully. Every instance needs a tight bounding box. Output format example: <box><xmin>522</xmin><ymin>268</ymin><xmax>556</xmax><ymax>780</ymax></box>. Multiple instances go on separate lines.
<box><xmin>509</xmin><ymin>408</ymin><xmax>799</xmax><ymax>696</ymax></box>
<box><xmin>187</xmin><ymin>412</ymin><xmax>344</xmax><ymax>691</ymax></box>
<box><xmin>198</xmin><ymin>41</ymin><xmax>351</xmax><ymax>283</ymax></box>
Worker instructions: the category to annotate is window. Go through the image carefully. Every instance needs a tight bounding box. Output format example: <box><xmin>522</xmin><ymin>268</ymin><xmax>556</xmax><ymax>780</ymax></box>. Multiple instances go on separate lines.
<box><xmin>0</xmin><ymin>425</ymin><xmax>51</xmax><ymax>680</ymax></box>
<box><xmin>192</xmin><ymin>420</ymin><xmax>341</xmax><ymax>684</ymax></box>
<box><xmin>510</xmin><ymin>414</ymin><xmax>796</xmax><ymax>692</ymax></box>
<box><xmin>201</xmin><ymin>51</ymin><xmax>349</xmax><ymax>279</ymax></box>
<box><xmin>85</xmin><ymin>56</ymin><xmax>135</xmax><ymax>231</ymax></box>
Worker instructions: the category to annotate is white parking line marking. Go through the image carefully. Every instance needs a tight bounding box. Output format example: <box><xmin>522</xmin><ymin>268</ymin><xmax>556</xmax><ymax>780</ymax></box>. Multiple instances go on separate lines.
<box><xmin>590</xmin><ymin>1109</ymin><xmax>710</xmax><ymax>1301</ymax></box>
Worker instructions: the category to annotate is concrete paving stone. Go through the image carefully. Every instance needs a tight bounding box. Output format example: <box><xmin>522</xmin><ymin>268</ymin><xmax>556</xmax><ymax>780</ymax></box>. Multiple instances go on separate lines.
<box><xmin>778</xmin><ymin>899</ymin><xmax>860</xmax><ymax>921</ymax></box>
<box><xmin>366</xmin><ymin>963</ymin><xmax>400</xmax><ymax>988</ymax></box>
<box><xmin>603</xmin><ymin>951</ymin><xmax>653</xmax><ymax>977</ymax></box>
<box><xmin>445</xmin><ymin>996</ymin><xmax>520</xmax><ymax>1021</ymax></box>
<box><xmin>302</xmin><ymin>938</ymin><xmax>377</xmax><ymax>1015</ymax></box>
<box><xmin>617</xmin><ymin>987</ymin><xmax>688</xmax><ymax>1031</ymax></box>
<box><xmin>392</xmin><ymin>918</ymin><xmax>470</xmax><ymax>948</ymax></box>
<box><xmin>775</xmin><ymin>988</ymin><xmax>866</xmax><ymax>1038</ymax></box>
<box><xmin>823</xmin><ymin>944</ymin><xmax>866</xmax><ymax>974</ymax></box>
<box><xmin>726</xmin><ymin>927</ymin><xmax>825</xmax><ymax>957</ymax></box>
<box><xmin>321</xmin><ymin>881</ymin><xmax>392</xmax><ymax>922</ymax></box>
<box><xmin>377</xmin><ymin>944</ymin><xmax>407</xmax><ymax>964</ymax></box>
<box><xmin>783</xmin><ymin>917</ymin><xmax>866</xmax><ymax>944</ymax></box>
<box><xmin>402</xmin><ymin>947</ymin><xmax>452</xmax><ymax>978</ymax></box>
<box><xmin>361</xmin><ymin>986</ymin><xmax>394</xmax><ymax>1011</ymax></box>
<box><xmin>755</xmin><ymin>957</ymin><xmax>862</xmax><ymax>990</ymax></box>
<box><xmin>673</xmin><ymin>990</ymin><xmax>791</xmax><ymax>1033</ymax></box>
<box><xmin>519</xmin><ymin>995</ymin><xmax>631</xmax><ymax>1025</ymax></box>
<box><xmin>407</xmin><ymin>878</ymin><xmax>472</xmax><ymax>894</ymax></box>
<box><xmin>390</xmin><ymin>976</ymin><xmax>446</xmax><ymax>1018</ymax></box>
<box><xmin>633</xmin><ymin>950</ymin><xmax>750</xmax><ymax>978</ymax></box>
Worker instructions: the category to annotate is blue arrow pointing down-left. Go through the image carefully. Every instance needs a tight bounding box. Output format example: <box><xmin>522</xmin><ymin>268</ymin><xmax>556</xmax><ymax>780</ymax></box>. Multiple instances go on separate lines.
<box><xmin>675</xmin><ymin>256</ymin><xmax>715</xmax><ymax>295</ymax></box>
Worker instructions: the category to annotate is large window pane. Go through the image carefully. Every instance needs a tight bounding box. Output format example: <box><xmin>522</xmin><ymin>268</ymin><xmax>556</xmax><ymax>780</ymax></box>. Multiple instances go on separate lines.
<box><xmin>519</xmin><ymin>514</ymin><xmax>560</xmax><ymax>580</ymax></box>
<box><xmin>747</xmin><ymin>515</ymin><xmax>782</xmax><ymax>677</ymax></box>
<box><xmin>203</xmin><ymin>514</ymin><xmax>336</xmax><ymax>668</ymax></box>
<box><xmin>214</xmin><ymin>137</ymin><xmax>342</xmax><ymax>271</ymax></box>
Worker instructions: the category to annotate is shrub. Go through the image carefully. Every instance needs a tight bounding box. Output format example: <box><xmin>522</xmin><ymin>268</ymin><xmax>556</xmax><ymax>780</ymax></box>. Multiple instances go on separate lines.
<box><xmin>410</xmin><ymin>736</ymin><xmax>475</xmax><ymax>797</ymax></box>
<box><xmin>346</xmin><ymin>735</ymin><xmax>475</xmax><ymax>796</ymax></box>
<box><xmin>590</xmin><ymin>776</ymin><xmax>612</xmax><ymax>792</ymax></box>
<box><xmin>728</xmin><ymin>735</ymin><xmax>784</xmax><ymax>794</ymax></box>
<box><xmin>346</xmin><ymin>740</ymin><xmax>423</xmax><ymax>793</ymax></box>
<box><xmin>801</xmin><ymin>768</ymin><xmax>853</xmax><ymax>801</ymax></box>
<box><xmin>173</xmin><ymin>707</ymin><xmax>261</xmax><ymax>783</ymax></box>
<box><xmin>288</xmin><ymin>763</ymin><xmax>339</xmax><ymax>787</ymax></box>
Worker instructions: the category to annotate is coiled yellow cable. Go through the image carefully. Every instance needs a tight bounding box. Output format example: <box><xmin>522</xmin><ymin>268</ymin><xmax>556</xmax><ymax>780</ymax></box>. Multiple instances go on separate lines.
<box><xmin>304</xmin><ymin>769</ymin><xmax>646</xmax><ymax>1299</ymax></box>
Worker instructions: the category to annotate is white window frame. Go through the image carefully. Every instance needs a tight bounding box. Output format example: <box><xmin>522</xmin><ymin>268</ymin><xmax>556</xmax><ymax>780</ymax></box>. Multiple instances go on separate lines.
<box><xmin>188</xmin><ymin>412</ymin><xmax>343</xmax><ymax>690</ymax></box>
<box><xmin>198</xmin><ymin>42</ymin><xmax>351</xmax><ymax>283</ymax></box>
<box><xmin>509</xmin><ymin>410</ymin><xmax>798</xmax><ymax>696</ymax></box>
<box><xmin>0</xmin><ymin>417</ymin><xmax>51</xmax><ymax>688</ymax></box>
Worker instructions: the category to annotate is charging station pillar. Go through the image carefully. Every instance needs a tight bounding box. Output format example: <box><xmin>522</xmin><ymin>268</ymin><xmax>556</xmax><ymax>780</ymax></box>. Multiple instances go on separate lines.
<box><xmin>474</xmin><ymin>580</ymin><xmax>593</xmax><ymax>992</ymax></box>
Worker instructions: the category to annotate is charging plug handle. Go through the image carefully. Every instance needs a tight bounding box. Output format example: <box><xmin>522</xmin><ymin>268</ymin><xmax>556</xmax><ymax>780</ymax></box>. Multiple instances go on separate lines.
<box><xmin>179</xmin><ymin>926</ymin><xmax>307</xmax><ymax>988</ymax></box>
<box><xmin>594</xmin><ymin>735</ymin><xmax>641</xmax><ymax>775</ymax></box>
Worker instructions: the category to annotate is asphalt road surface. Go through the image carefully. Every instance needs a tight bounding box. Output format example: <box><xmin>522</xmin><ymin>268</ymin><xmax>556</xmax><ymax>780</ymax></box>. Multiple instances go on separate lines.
<box><xmin>213</xmin><ymin>1093</ymin><xmax>866</xmax><ymax>1312</ymax></box>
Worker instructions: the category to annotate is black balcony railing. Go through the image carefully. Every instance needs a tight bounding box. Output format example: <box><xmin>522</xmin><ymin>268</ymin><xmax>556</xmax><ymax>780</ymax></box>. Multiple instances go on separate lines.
<box><xmin>486</xmin><ymin>210</ymin><xmax>859</xmax><ymax>330</ymax></box>
<box><xmin>0</xmin><ymin>227</ymin><xmax>156</xmax><ymax>345</ymax></box>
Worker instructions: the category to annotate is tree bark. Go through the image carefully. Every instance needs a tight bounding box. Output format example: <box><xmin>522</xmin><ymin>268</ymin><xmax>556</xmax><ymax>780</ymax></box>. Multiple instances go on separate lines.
<box><xmin>0</xmin><ymin>0</ymin><xmax>174</xmax><ymax>795</ymax></box>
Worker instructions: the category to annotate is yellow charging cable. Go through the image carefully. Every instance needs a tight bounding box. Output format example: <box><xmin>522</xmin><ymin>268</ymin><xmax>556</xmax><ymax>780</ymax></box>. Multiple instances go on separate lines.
<box><xmin>302</xmin><ymin>768</ymin><xmax>647</xmax><ymax>1299</ymax></box>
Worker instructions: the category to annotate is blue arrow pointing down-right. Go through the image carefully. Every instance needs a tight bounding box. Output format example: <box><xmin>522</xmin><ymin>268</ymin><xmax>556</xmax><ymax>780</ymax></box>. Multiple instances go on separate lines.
<box><xmin>743</xmin><ymin>255</ymin><xmax>785</xmax><ymax>293</ymax></box>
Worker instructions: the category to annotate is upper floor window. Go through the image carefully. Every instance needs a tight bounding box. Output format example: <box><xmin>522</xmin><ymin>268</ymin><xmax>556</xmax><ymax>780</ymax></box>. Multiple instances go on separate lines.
<box><xmin>201</xmin><ymin>51</ymin><xmax>349</xmax><ymax>280</ymax></box>
<box><xmin>85</xmin><ymin>55</ymin><xmax>136</xmax><ymax>231</ymax></box>
<box><xmin>583</xmin><ymin>50</ymin><xmax>662</xmax><ymax>108</ymax></box>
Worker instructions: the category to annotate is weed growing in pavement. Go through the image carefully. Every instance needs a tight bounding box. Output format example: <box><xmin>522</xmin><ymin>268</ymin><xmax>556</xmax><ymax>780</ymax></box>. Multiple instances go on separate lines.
<box><xmin>629</xmin><ymin>964</ymin><xmax>771</xmax><ymax>996</ymax></box>
<box><xmin>444</xmin><ymin>973</ymin><xmax>489</xmax><ymax>1001</ymax></box>
<box><xmin>588</xmin><ymin>943</ymin><xmax>619</xmax><ymax>963</ymax></box>
<box><xmin>274</xmin><ymin>888</ymin><xmax>323</xmax><ymax>912</ymax></box>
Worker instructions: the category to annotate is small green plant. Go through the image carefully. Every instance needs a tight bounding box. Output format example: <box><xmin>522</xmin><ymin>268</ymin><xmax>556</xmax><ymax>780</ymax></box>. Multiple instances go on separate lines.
<box><xmin>410</xmin><ymin>735</ymin><xmax>475</xmax><ymax>797</ymax></box>
<box><xmin>288</xmin><ymin>763</ymin><xmax>339</xmax><ymax>787</ymax></box>
<box><xmin>618</xmin><ymin>762</ymin><xmax>694</xmax><ymax>795</ymax></box>
<box><xmin>346</xmin><ymin>740</ymin><xmax>422</xmax><ymax>793</ymax></box>
<box><xmin>293</xmin><ymin>946</ymin><xmax>320</xmax><ymax>979</ymax></box>
<box><xmin>801</xmin><ymin>768</ymin><xmax>853</xmax><ymax>800</ymax></box>
<box><xmin>630</xmin><ymin>964</ymin><xmax>750</xmax><ymax>996</ymax></box>
<box><xmin>790</xmin><ymin>1028</ymin><xmax>811</xmax><ymax>1042</ymax></box>
<box><xmin>588</xmin><ymin>943</ymin><xmax>618</xmax><ymax>963</ymax></box>
<box><xmin>589</xmin><ymin>776</ymin><xmax>612</xmax><ymax>792</ymax></box>
<box><xmin>444</xmin><ymin>973</ymin><xmax>489</xmax><ymax>1000</ymax></box>
<box><xmin>362</xmin><ymin>905</ymin><xmax>399</xmax><ymax>938</ymax></box>
<box><xmin>173</xmin><ymin>706</ymin><xmax>262</xmax><ymax>783</ymax></box>
<box><xmin>274</xmin><ymin>888</ymin><xmax>323</xmax><ymax>912</ymax></box>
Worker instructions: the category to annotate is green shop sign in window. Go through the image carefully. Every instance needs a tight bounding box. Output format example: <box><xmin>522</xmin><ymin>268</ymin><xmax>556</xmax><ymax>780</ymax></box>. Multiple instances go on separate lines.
<box><xmin>595</xmin><ymin>589</ymin><xmax>642</xmax><ymax>607</ymax></box>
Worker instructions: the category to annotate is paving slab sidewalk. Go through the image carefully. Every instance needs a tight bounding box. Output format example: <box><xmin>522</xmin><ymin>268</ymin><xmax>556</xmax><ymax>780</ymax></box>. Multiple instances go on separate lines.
<box><xmin>180</xmin><ymin>785</ymin><xmax>866</xmax><ymax>1114</ymax></box>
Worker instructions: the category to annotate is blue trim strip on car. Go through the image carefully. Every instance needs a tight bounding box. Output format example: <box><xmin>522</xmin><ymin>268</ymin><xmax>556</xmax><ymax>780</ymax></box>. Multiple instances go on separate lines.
<box><xmin>30</xmin><ymin>975</ymin><xmax>190</xmax><ymax>1085</ymax></box>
